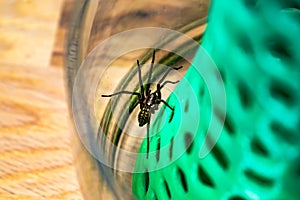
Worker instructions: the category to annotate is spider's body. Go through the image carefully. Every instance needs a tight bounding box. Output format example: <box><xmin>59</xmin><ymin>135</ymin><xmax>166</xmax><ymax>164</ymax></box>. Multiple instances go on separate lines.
<box><xmin>138</xmin><ymin>90</ymin><xmax>158</xmax><ymax>126</ymax></box>
<box><xmin>138</xmin><ymin>104</ymin><xmax>151</xmax><ymax>127</ymax></box>
<box><xmin>102</xmin><ymin>50</ymin><xmax>182</xmax><ymax>158</ymax></box>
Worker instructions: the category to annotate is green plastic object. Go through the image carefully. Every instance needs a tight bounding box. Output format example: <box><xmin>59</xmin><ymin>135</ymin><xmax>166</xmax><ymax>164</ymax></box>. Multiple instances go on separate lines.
<box><xmin>133</xmin><ymin>0</ymin><xmax>300</xmax><ymax>199</ymax></box>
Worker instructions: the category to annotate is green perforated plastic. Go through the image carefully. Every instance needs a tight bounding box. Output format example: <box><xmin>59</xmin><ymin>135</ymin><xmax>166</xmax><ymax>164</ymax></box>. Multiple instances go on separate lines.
<box><xmin>133</xmin><ymin>0</ymin><xmax>300</xmax><ymax>199</ymax></box>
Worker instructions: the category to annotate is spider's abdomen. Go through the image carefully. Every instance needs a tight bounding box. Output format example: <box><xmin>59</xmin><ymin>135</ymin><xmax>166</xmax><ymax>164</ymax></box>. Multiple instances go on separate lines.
<box><xmin>138</xmin><ymin>106</ymin><xmax>150</xmax><ymax>127</ymax></box>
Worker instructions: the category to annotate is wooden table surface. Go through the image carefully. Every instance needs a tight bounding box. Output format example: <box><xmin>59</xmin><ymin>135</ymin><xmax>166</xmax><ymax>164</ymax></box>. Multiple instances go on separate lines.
<box><xmin>0</xmin><ymin>1</ymin><xmax>83</xmax><ymax>199</ymax></box>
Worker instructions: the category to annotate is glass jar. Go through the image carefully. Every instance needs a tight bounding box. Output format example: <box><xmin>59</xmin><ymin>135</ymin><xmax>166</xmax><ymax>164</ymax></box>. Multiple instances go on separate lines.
<box><xmin>65</xmin><ymin>0</ymin><xmax>210</xmax><ymax>199</ymax></box>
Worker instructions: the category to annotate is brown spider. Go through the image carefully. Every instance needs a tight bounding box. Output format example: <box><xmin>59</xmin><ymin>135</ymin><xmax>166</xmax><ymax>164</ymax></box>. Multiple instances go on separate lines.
<box><xmin>102</xmin><ymin>50</ymin><xmax>182</xmax><ymax>158</ymax></box>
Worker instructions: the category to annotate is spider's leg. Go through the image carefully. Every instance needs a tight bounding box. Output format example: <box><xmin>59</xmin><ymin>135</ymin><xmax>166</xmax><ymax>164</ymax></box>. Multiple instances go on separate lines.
<box><xmin>137</xmin><ymin>60</ymin><xmax>145</xmax><ymax>99</ymax></box>
<box><xmin>146</xmin><ymin>49</ymin><xmax>156</xmax><ymax>94</ymax></box>
<box><xmin>101</xmin><ymin>91</ymin><xmax>140</xmax><ymax>97</ymax></box>
<box><xmin>160</xmin><ymin>99</ymin><xmax>175</xmax><ymax>123</ymax></box>
<box><xmin>146</xmin><ymin>123</ymin><xmax>149</xmax><ymax>159</ymax></box>
<box><xmin>154</xmin><ymin>83</ymin><xmax>162</xmax><ymax>104</ymax></box>
<box><xmin>160</xmin><ymin>80</ymin><xmax>179</xmax><ymax>89</ymax></box>
<box><xmin>158</xmin><ymin>65</ymin><xmax>183</xmax><ymax>85</ymax></box>
<box><xmin>160</xmin><ymin>99</ymin><xmax>174</xmax><ymax>112</ymax></box>
<box><xmin>146</xmin><ymin>112</ymin><xmax>152</xmax><ymax>159</ymax></box>
<box><xmin>152</xmin><ymin>71</ymin><xmax>181</xmax><ymax>106</ymax></box>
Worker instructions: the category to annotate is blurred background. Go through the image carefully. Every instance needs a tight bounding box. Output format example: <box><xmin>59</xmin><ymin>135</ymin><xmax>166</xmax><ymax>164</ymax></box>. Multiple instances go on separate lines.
<box><xmin>0</xmin><ymin>0</ymin><xmax>83</xmax><ymax>199</ymax></box>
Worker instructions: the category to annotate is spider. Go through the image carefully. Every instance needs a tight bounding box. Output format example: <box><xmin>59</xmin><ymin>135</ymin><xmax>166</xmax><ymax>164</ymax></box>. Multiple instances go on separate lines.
<box><xmin>102</xmin><ymin>50</ymin><xmax>182</xmax><ymax>158</ymax></box>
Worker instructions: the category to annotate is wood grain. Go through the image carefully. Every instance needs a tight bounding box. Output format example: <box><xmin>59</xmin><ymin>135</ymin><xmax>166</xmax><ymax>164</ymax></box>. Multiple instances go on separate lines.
<box><xmin>50</xmin><ymin>0</ymin><xmax>75</xmax><ymax>67</ymax></box>
<box><xmin>0</xmin><ymin>0</ymin><xmax>63</xmax><ymax>67</ymax></box>
<box><xmin>0</xmin><ymin>64</ymin><xmax>82</xmax><ymax>199</ymax></box>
